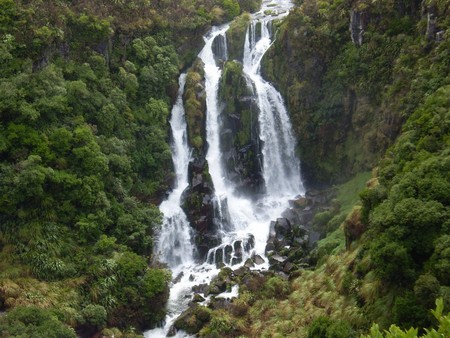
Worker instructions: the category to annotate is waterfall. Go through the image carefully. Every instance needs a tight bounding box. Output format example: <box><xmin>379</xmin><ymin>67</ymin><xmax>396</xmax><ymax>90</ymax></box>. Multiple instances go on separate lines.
<box><xmin>199</xmin><ymin>25</ymin><xmax>231</xmax><ymax>229</ymax></box>
<box><xmin>156</xmin><ymin>74</ymin><xmax>193</xmax><ymax>268</ymax></box>
<box><xmin>146</xmin><ymin>1</ymin><xmax>301</xmax><ymax>336</ymax></box>
<box><xmin>243</xmin><ymin>17</ymin><xmax>303</xmax><ymax>197</ymax></box>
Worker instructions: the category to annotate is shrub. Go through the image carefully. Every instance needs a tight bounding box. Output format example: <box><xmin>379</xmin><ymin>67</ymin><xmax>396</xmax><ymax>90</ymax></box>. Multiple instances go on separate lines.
<box><xmin>0</xmin><ymin>306</ymin><xmax>76</xmax><ymax>338</ymax></box>
<box><xmin>308</xmin><ymin>316</ymin><xmax>355</xmax><ymax>338</ymax></box>
<box><xmin>414</xmin><ymin>274</ymin><xmax>441</xmax><ymax>309</ymax></box>
<box><xmin>262</xmin><ymin>276</ymin><xmax>290</xmax><ymax>299</ymax></box>
<box><xmin>81</xmin><ymin>304</ymin><xmax>107</xmax><ymax>329</ymax></box>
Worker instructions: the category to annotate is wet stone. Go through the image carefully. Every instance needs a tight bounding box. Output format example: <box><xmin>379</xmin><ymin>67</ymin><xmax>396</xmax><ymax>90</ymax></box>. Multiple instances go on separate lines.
<box><xmin>234</xmin><ymin>266</ymin><xmax>248</xmax><ymax>276</ymax></box>
<box><xmin>173</xmin><ymin>272</ymin><xmax>184</xmax><ymax>284</ymax></box>
<box><xmin>224</xmin><ymin>245</ymin><xmax>233</xmax><ymax>264</ymax></box>
<box><xmin>244</xmin><ymin>258</ymin><xmax>255</xmax><ymax>268</ymax></box>
<box><xmin>192</xmin><ymin>293</ymin><xmax>205</xmax><ymax>302</ymax></box>
<box><xmin>192</xmin><ymin>283</ymin><xmax>208</xmax><ymax>294</ymax></box>
<box><xmin>253</xmin><ymin>254</ymin><xmax>265</xmax><ymax>265</ymax></box>
<box><xmin>231</xmin><ymin>256</ymin><xmax>242</xmax><ymax>265</ymax></box>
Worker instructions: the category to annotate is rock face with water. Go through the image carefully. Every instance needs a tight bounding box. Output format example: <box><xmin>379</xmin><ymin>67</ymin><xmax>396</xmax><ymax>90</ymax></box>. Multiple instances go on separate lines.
<box><xmin>181</xmin><ymin>60</ymin><xmax>221</xmax><ymax>259</ymax></box>
<box><xmin>219</xmin><ymin>60</ymin><xmax>264</xmax><ymax>196</ymax></box>
<box><xmin>181</xmin><ymin>158</ymin><xmax>220</xmax><ymax>260</ymax></box>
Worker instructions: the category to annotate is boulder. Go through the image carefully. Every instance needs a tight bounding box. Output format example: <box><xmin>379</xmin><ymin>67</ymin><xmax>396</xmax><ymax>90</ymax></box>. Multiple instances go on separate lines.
<box><xmin>173</xmin><ymin>272</ymin><xmax>184</xmax><ymax>284</ymax></box>
<box><xmin>234</xmin><ymin>266</ymin><xmax>248</xmax><ymax>277</ymax></box>
<box><xmin>244</xmin><ymin>258</ymin><xmax>255</xmax><ymax>268</ymax></box>
<box><xmin>192</xmin><ymin>293</ymin><xmax>205</xmax><ymax>303</ymax></box>
<box><xmin>192</xmin><ymin>283</ymin><xmax>208</xmax><ymax>294</ymax></box>
<box><xmin>253</xmin><ymin>254</ymin><xmax>265</xmax><ymax>265</ymax></box>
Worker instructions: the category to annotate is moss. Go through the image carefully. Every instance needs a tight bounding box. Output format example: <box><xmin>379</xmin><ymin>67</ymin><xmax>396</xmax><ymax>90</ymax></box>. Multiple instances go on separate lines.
<box><xmin>184</xmin><ymin>60</ymin><xmax>206</xmax><ymax>152</ymax></box>
<box><xmin>220</xmin><ymin>60</ymin><xmax>254</xmax><ymax>147</ymax></box>
<box><xmin>226</xmin><ymin>12</ymin><xmax>251</xmax><ymax>61</ymax></box>
<box><xmin>174</xmin><ymin>304</ymin><xmax>212</xmax><ymax>335</ymax></box>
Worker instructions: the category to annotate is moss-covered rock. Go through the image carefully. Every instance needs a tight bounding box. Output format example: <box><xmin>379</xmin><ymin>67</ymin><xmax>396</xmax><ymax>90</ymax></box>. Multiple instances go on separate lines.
<box><xmin>173</xmin><ymin>304</ymin><xmax>211</xmax><ymax>335</ymax></box>
<box><xmin>226</xmin><ymin>12</ymin><xmax>251</xmax><ymax>61</ymax></box>
<box><xmin>184</xmin><ymin>59</ymin><xmax>207</xmax><ymax>155</ymax></box>
<box><xmin>219</xmin><ymin>60</ymin><xmax>264</xmax><ymax>195</ymax></box>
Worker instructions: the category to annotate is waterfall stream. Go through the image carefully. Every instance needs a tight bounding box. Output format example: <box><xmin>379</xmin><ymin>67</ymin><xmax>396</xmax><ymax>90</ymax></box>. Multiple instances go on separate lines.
<box><xmin>146</xmin><ymin>1</ymin><xmax>302</xmax><ymax>336</ymax></box>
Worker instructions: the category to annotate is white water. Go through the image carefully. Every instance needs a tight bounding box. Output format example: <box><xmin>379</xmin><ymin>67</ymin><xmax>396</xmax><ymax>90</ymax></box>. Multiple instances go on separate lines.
<box><xmin>200</xmin><ymin>25</ymin><xmax>231</xmax><ymax>229</ymax></box>
<box><xmin>146</xmin><ymin>1</ymin><xmax>302</xmax><ymax>337</ymax></box>
<box><xmin>243</xmin><ymin>6</ymin><xmax>303</xmax><ymax>196</ymax></box>
<box><xmin>156</xmin><ymin>74</ymin><xmax>193</xmax><ymax>268</ymax></box>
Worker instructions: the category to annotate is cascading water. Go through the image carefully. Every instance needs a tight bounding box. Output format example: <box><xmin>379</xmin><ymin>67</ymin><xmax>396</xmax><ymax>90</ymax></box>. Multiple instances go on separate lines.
<box><xmin>243</xmin><ymin>8</ymin><xmax>303</xmax><ymax>197</ymax></box>
<box><xmin>156</xmin><ymin>74</ymin><xmax>193</xmax><ymax>268</ymax></box>
<box><xmin>146</xmin><ymin>1</ymin><xmax>302</xmax><ymax>337</ymax></box>
<box><xmin>199</xmin><ymin>25</ymin><xmax>232</xmax><ymax>230</ymax></box>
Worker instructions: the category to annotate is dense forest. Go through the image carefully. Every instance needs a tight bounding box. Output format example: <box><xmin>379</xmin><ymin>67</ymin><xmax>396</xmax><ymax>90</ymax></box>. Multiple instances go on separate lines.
<box><xmin>0</xmin><ymin>0</ymin><xmax>449</xmax><ymax>337</ymax></box>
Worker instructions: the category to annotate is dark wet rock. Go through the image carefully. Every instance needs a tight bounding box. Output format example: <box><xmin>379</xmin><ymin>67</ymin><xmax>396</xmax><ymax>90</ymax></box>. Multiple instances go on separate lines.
<box><xmin>283</xmin><ymin>262</ymin><xmax>294</xmax><ymax>273</ymax></box>
<box><xmin>173</xmin><ymin>272</ymin><xmax>184</xmax><ymax>284</ymax></box>
<box><xmin>189</xmin><ymin>274</ymin><xmax>195</xmax><ymax>282</ymax></box>
<box><xmin>231</xmin><ymin>256</ymin><xmax>243</xmax><ymax>265</ymax></box>
<box><xmin>244</xmin><ymin>258</ymin><xmax>255</xmax><ymax>268</ymax></box>
<box><xmin>265</xmin><ymin>188</ymin><xmax>337</xmax><ymax>272</ymax></box>
<box><xmin>192</xmin><ymin>283</ymin><xmax>208</xmax><ymax>294</ymax></box>
<box><xmin>206</xmin><ymin>285</ymin><xmax>222</xmax><ymax>296</ymax></box>
<box><xmin>192</xmin><ymin>293</ymin><xmax>205</xmax><ymax>303</ymax></box>
<box><xmin>208</xmin><ymin>297</ymin><xmax>232</xmax><ymax>311</ymax></box>
<box><xmin>275</xmin><ymin>218</ymin><xmax>291</xmax><ymax>235</ymax></box>
<box><xmin>253</xmin><ymin>254</ymin><xmax>265</xmax><ymax>265</ymax></box>
<box><xmin>206</xmin><ymin>267</ymin><xmax>233</xmax><ymax>296</ymax></box>
<box><xmin>224</xmin><ymin>245</ymin><xmax>233</xmax><ymax>264</ymax></box>
<box><xmin>269</xmin><ymin>254</ymin><xmax>288</xmax><ymax>264</ymax></box>
<box><xmin>241</xmin><ymin>271</ymin><xmax>266</xmax><ymax>292</ymax></box>
<box><xmin>167</xmin><ymin>325</ymin><xmax>177</xmax><ymax>337</ymax></box>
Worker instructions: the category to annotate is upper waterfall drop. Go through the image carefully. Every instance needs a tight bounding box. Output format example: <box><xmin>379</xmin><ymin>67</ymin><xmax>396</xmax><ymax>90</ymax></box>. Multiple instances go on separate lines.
<box><xmin>243</xmin><ymin>5</ymin><xmax>303</xmax><ymax>198</ymax></box>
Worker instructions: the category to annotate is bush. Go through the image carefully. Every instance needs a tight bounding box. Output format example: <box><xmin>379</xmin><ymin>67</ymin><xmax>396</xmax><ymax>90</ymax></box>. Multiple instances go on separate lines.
<box><xmin>392</xmin><ymin>292</ymin><xmax>429</xmax><ymax>330</ymax></box>
<box><xmin>414</xmin><ymin>274</ymin><xmax>441</xmax><ymax>309</ymax></box>
<box><xmin>81</xmin><ymin>304</ymin><xmax>107</xmax><ymax>329</ymax></box>
<box><xmin>262</xmin><ymin>276</ymin><xmax>290</xmax><ymax>299</ymax></box>
<box><xmin>0</xmin><ymin>306</ymin><xmax>76</xmax><ymax>338</ymax></box>
<box><xmin>142</xmin><ymin>268</ymin><xmax>171</xmax><ymax>299</ymax></box>
<box><xmin>308</xmin><ymin>316</ymin><xmax>331</xmax><ymax>338</ymax></box>
<box><xmin>308</xmin><ymin>316</ymin><xmax>354</xmax><ymax>338</ymax></box>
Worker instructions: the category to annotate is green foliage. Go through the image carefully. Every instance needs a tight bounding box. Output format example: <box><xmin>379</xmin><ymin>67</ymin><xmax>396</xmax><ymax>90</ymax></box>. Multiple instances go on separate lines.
<box><xmin>362</xmin><ymin>298</ymin><xmax>450</xmax><ymax>338</ymax></box>
<box><xmin>226</xmin><ymin>12</ymin><xmax>251</xmax><ymax>61</ymax></box>
<box><xmin>0</xmin><ymin>306</ymin><xmax>76</xmax><ymax>338</ymax></box>
<box><xmin>68</xmin><ymin>13</ymin><xmax>112</xmax><ymax>48</ymax></box>
<box><xmin>0</xmin><ymin>0</ymin><xmax>185</xmax><ymax>334</ymax></box>
<box><xmin>262</xmin><ymin>276</ymin><xmax>290</xmax><ymax>299</ymax></box>
<box><xmin>142</xmin><ymin>269</ymin><xmax>171</xmax><ymax>299</ymax></box>
<box><xmin>308</xmin><ymin>316</ymin><xmax>355</xmax><ymax>338</ymax></box>
<box><xmin>222</xmin><ymin>0</ymin><xmax>241</xmax><ymax>21</ymax></box>
<box><xmin>184</xmin><ymin>63</ymin><xmax>206</xmax><ymax>152</ymax></box>
<box><xmin>80</xmin><ymin>304</ymin><xmax>107</xmax><ymax>329</ymax></box>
